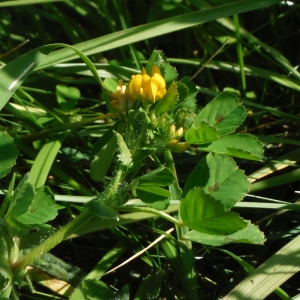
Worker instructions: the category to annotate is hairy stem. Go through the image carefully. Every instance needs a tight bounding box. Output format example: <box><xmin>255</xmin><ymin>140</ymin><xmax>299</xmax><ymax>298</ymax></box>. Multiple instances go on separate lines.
<box><xmin>12</xmin><ymin>208</ymin><xmax>93</xmax><ymax>275</ymax></box>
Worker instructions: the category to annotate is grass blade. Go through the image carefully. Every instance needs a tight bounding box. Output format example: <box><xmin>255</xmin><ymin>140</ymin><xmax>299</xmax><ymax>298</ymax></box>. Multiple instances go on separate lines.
<box><xmin>36</xmin><ymin>0</ymin><xmax>281</xmax><ymax>70</ymax></box>
<box><xmin>224</xmin><ymin>234</ymin><xmax>300</xmax><ymax>299</ymax></box>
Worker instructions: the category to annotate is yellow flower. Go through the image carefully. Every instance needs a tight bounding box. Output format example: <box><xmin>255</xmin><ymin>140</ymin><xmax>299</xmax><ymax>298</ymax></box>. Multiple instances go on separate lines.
<box><xmin>128</xmin><ymin>66</ymin><xmax>166</xmax><ymax>103</ymax></box>
<box><xmin>110</xmin><ymin>80</ymin><xmax>134</xmax><ymax>111</ymax></box>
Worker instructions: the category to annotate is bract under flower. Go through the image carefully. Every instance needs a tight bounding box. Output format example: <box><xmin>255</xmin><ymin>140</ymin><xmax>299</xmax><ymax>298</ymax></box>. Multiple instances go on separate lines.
<box><xmin>128</xmin><ymin>66</ymin><xmax>166</xmax><ymax>103</ymax></box>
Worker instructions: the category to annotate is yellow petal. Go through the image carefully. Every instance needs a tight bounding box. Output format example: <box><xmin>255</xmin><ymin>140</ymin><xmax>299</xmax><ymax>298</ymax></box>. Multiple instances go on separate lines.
<box><xmin>152</xmin><ymin>73</ymin><xmax>166</xmax><ymax>89</ymax></box>
<box><xmin>141</xmin><ymin>67</ymin><xmax>147</xmax><ymax>75</ymax></box>
<box><xmin>151</xmin><ymin>65</ymin><xmax>161</xmax><ymax>76</ymax></box>
<box><xmin>129</xmin><ymin>74</ymin><xmax>143</xmax><ymax>99</ymax></box>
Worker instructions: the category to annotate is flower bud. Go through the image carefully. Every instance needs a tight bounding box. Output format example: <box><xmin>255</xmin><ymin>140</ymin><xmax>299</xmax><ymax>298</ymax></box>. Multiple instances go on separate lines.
<box><xmin>174</xmin><ymin>107</ymin><xmax>196</xmax><ymax>132</ymax></box>
<box><xmin>168</xmin><ymin>142</ymin><xmax>188</xmax><ymax>153</ymax></box>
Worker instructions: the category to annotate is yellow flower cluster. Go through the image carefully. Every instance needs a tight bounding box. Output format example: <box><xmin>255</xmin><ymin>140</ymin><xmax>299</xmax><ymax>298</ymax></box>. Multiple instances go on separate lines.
<box><xmin>110</xmin><ymin>65</ymin><xmax>166</xmax><ymax>111</ymax></box>
<box><xmin>128</xmin><ymin>66</ymin><xmax>167</xmax><ymax>103</ymax></box>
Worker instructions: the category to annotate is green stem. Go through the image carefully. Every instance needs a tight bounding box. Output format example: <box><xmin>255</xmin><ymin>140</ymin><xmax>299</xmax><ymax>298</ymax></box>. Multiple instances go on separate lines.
<box><xmin>234</xmin><ymin>14</ymin><xmax>246</xmax><ymax>97</ymax></box>
<box><xmin>163</xmin><ymin>150</ymin><xmax>198</xmax><ymax>300</ymax></box>
<box><xmin>117</xmin><ymin>206</ymin><xmax>182</xmax><ymax>227</ymax></box>
<box><xmin>12</xmin><ymin>208</ymin><xmax>93</xmax><ymax>275</ymax></box>
<box><xmin>163</xmin><ymin>149</ymin><xmax>181</xmax><ymax>200</ymax></box>
<box><xmin>16</xmin><ymin>114</ymin><xmax>118</xmax><ymax>142</ymax></box>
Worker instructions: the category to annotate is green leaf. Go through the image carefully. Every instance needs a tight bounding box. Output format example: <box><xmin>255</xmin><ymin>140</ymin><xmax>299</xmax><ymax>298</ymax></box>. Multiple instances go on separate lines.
<box><xmin>154</xmin><ymin>82</ymin><xmax>179</xmax><ymax>115</ymax></box>
<box><xmin>135</xmin><ymin>271</ymin><xmax>162</xmax><ymax>300</ymax></box>
<box><xmin>145</xmin><ymin>50</ymin><xmax>165</xmax><ymax>75</ymax></box>
<box><xmin>194</xmin><ymin>91</ymin><xmax>247</xmax><ymax>135</ymax></box>
<box><xmin>87</xmin><ymin>199</ymin><xmax>119</xmax><ymax>220</ymax></box>
<box><xmin>144</xmin><ymin>51</ymin><xmax>178</xmax><ymax>88</ymax></box>
<box><xmin>175</xmin><ymin>76</ymin><xmax>198</xmax><ymax>109</ymax></box>
<box><xmin>16</xmin><ymin>187</ymin><xmax>58</xmax><ymax>225</ymax></box>
<box><xmin>180</xmin><ymin>188</ymin><xmax>247</xmax><ymax>235</ymax></box>
<box><xmin>0</xmin><ymin>45</ymin><xmax>57</xmax><ymax>111</ymax></box>
<box><xmin>0</xmin><ymin>43</ymin><xmax>103</xmax><ymax>112</ymax></box>
<box><xmin>103</xmin><ymin>78</ymin><xmax>118</xmax><ymax>93</ymax></box>
<box><xmin>185</xmin><ymin>122</ymin><xmax>220</xmax><ymax>144</ymax></box>
<box><xmin>198</xmin><ymin>134</ymin><xmax>264</xmax><ymax>161</ymax></box>
<box><xmin>116</xmin><ymin>285</ymin><xmax>130</xmax><ymax>300</ymax></box>
<box><xmin>184</xmin><ymin>221</ymin><xmax>265</xmax><ymax>246</ymax></box>
<box><xmin>29</xmin><ymin>132</ymin><xmax>68</xmax><ymax>189</ymax></box>
<box><xmin>6</xmin><ymin>174</ymin><xmax>35</xmax><ymax>222</ymax></box>
<box><xmin>136</xmin><ymin>186</ymin><xmax>170</xmax><ymax>210</ymax></box>
<box><xmin>90</xmin><ymin>136</ymin><xmax>117</xmax><ymax>182</ymax></box>
<box><xmin>56</xmin><ymin>84</ymin><xmax>80</xmax><ymax>110</ymax></box>
<box><xmin>90</xmin><ymin>121</ymin><xmax>121</xmax><ymax>157</ymax></box>
<box><xmin>182</xmin><ymin>153</ymin><xmax>250</xmax><ymax>209</ymax></box>
<box><xmin>113</xmin><ymin>130</ymin><xmax>132</xmax><ymax>168</ymax></box>
<box><xmin>69</xmin><ymin>279</ymin><xmax>114</xmax><ymax>300</ymax></box>
<box><xmin>138</xmin><ymin>166</ymin><xmax>175</xmax><ymax>186</ymax></box>
<box><xmin>176</xmin><ymin>82</ymin><xmax>190</xmax><ymax>105</ymax></box>
<box><xmin>0</xmin><ymin>238</ymin><xmax>13</xmax><ymax>297</ymax></box>
<box><xmin>36</xmin><ymin>1</ymin><xmax>281</xmax><ymax>71</ymax></box>
<box><xmin>0</xmin><ymin>132</ymin><xmax>19</xmax><ymax>179</ymax></box>
<box><xmin>161</xmin><ymin>61</ymin><xmax>178</xmax><ymax>88</ymax></box>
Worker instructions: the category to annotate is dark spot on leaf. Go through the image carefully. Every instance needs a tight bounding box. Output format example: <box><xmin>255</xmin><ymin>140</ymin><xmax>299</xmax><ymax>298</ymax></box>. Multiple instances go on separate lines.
<box><xmin>224</xmin><ymin>236</ymin><xmax>235</xmax><ymax>241</ymax></box>
<box><xmin>208</xmin><ymin>183</ymin><xmax>220</xmax><ymax>192</ymax></box>
<box><xmin>215</xmin><ymin>114</ymin><xmax>224</xmax><ymax>124</ymax></box>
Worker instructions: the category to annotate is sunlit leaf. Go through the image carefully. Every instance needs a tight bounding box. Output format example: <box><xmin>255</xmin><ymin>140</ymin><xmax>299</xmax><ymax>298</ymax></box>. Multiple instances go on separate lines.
<box><xmin>16</xmin><ymin>187</ymin><xmax>58</xmax><ymax>225</ymax></box>
<box><xmin>6</xmin><ymin>174</ymin><xmax>35</xmax><ymax>221</ymax></box>
<box><xmin>184</xmin><ymin>221</ymin><xmax>265</xmax><ymax>246</ymax></box>
<box><xmin>138</xmin><ymin>166</ymin><xmax>175</xmax><ymax>186</ymax></box>
<box><xmin>194</xmin><ymin>91</ymin><xmax>247</xmax><ymax>135</ymax></box>
<box><xmin>182</xmin><ymin>153</ymin><xmax>250</xmax><ymax>209</ymax></box>
<box><xmin>56</xmin><ymin>84</ymin><xmax>80</xmax><ymax>110</ymax></box>
<box><xmin>154</xmin><ymin>82</ymin><xmax>179</xmax><ymax>115</ymax></box>
<box><xmin>0</xmin><ymin>132</ymin><xmax>19</xmax><ymax>179</ymax></box>
<box><xmin>87</xmin><ymin>199</ymin><xmax>119</xmax><ymax>220</ymax></box>
<box><xmin>136</xmin><ymin>186</ymin><xmax>170</xmax><ymax>210</ymax></box>
<box><xmin>113</xmin><ymin>130</ymin><xmax>132</xmax><ymax>168</ymax></box>
<box><xmin>185</xmin><ymin>122</ymin><xmax>219</xmax><ymax>144</ymax></box>
<box><xmin>180</xmin><ymin>188</ymin><xmax>247</xmax><ymax>235</ymax></box>
<box><xmin>198</xmin><ymin>134</ymin><xmax>264</xmax><ymax>161</ymax></box>
<box><xmin>90</xmin><ymin>136</ymin><xmax>117</xmax><ymax>182</ymax></box>
<box><xmin>0</xmin><ymin>45</ymin><xmax>57</xmax><ymax>111</ymax></box>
